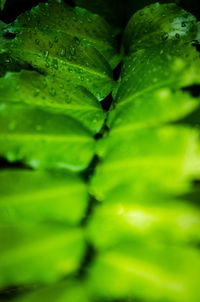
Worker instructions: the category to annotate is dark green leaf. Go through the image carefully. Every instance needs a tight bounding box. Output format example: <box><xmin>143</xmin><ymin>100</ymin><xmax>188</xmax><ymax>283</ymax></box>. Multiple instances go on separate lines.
<box><xmin>0</xmin><ymin>70</ymin><xmax>105</xmax><ymax>133</ymax></box>
<box><xmin>1</xmin><ymin>0</ymin><xmax>118</xmax><ymax>99</ymax></box>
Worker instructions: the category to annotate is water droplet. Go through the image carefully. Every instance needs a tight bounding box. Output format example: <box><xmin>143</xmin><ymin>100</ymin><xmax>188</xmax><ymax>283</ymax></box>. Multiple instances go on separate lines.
<box><xmin>60</xmin><ymin>47</ymin><xmax>66</xmax><ymax>57</ymax></box>
<box><xmin>29</xmin><ymin>159</ymin><xmax>40</xmax><ymax>168</ymax></box>
<box><xmin>52</xmin><ymin>59</ymin><xmax>58</xmax><ymax>70</ymax></box>
<box><xmin>42</xmin><ymin>78</ymin><xmax>47</xmax><ymax>87</ymax></box>
<box><xmin>69</xmin><ymin>45</ymin><xmax>76</xmax><ymax>56</ymax></box>
<box><xmin>45</xmin><ymin>61</ymin><xmax>50</xmax><ymax>68</ymax></box>
<box><xmin>175</xmin><ymin>33</ymin><xmax>180</xmax><ymax>39</ymax></box>
<box><xmin>162</xmin><ymin>32</ymin><xmax>169</xmax><ymax>41</ymax></box>
<box><xmin>35</xmin><ymin>39</ymin><xmax>40</xmax><ymax>45</ymax></box>
<box><xmin>87</xmin><ymin>16</ymin><xmax>93</xmax><ymax>22</ymax></box>
<box><xmin>49</xmin><ymin>87</ymin><xmax>56</xmax><ymax>96</ymax></box>
<box><xmin>44</xmin><ymin>50</ymin><xmax>49</xmax><ymax>58</ymax></box>
<box><xmin>7</xmin><ymin>152</ymin><xmax>15</xmax><ymax>161</ymax></box>
<box><xmin>74</xmin><ymin>37</ymin><xmax>80</xmax><ymax>45</ymax></box>
<box><xmin>33</xmin><ymin>88</ymin><xmax>39</xmax><ymax>97</ymax></box>
<box><xmin>65</xmin><ymin>96</ymin><xmax>71</xmax><ymax>104</ymax></box>
<box><xmin>181</xmin><ymin>21</ymin><xmax>187</xmax><ymax>27</ymax></box>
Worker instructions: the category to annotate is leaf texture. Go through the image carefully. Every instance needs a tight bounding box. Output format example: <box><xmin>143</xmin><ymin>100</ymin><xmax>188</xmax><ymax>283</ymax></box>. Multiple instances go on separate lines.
<box><xmin>0</xmin><ymin>103</ymin><xmax>95</xmax><ymax>171</ymax></box>
<box><xmin>89</xmin><ymin>4</ymin><xmax>200</xmax><ymax>302</ymax></box>
<box><xmin>0</xmin><ymin>70</ymin><xmax>105</xmax><ymax>133</ymax></box>
<box><xmin>0</xmin><ymin>0</ymin><xmax>118</xmax><ymax>100</ymax></box>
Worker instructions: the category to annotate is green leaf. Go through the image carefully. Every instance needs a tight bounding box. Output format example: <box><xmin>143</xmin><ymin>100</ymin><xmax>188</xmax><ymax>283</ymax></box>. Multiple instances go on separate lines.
<box><xmin>124</xmin><ymin>3</ymin><xmax>199</xmax><ymax>53</ymax></box>
<box><xmin>0</xmin><ymin>0</ymin><xmax>6</xmax><ymax>10</ymax></box>
<box><xmin>1</xmin><ymin>0</ymin><xmax>118</xmax><ymax>99</ymax></box>
<box><xmin>0</xmin><ymin>170</ymin><xmax>88</xmax><ymax>224</ymax></box>
<box><xmin>0</xmin><ymin>70</ymin><xmax>105</xmax><ymax>133</ymax></box>
<box><xmin>87</xmin><ymin>195</ymin><xmax>200</xmax><ymax>249</ymax></box>
<box><xmin>89</xmin><ymin>242</ymin><xmax>200</xmax><ymax>302</ymax></box>
<box><xmin>0</xmin><ymin>224</ymin><xmax>85</xmax><ymax>286</ymax></box>
<box><xmin>108</xmin><ymin>43</ymin><xmax>200</xmax><ymax>131</ymax></box>
<box><xmin>91</xmin><ymin>126</ymin><xmax>200</xmax><ymax>200</ymax></box>
<box><xmin>75</xmin><ymin>0</ymin><xmax>125</xmax><ymax>28</ymax></box>
<box><xmin>75</xmin><ymin>0</ymin><xmax>179</xmax><ymax>28</ymax></box>
<box><xmin>13</xmin><ymin>280</ymin><xmax>92</xmax><ymax>302</ymax></box>
<box><xmin>0</xmin><ymin>103</ymin><xmax>95</xmax><ymax>171</ymax></box>
<box><xmin>108</xmin><ymin>4</ymin><xmax>200</xmax><ymax>132</ymax></box>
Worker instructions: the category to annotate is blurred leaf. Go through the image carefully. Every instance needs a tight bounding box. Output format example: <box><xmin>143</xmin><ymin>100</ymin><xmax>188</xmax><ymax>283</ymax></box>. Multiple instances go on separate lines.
<box><xmin>0</xmin><ymin>0</ymin><xmax>6</xmax><ymax>10</ymax></box>
<box><xmin>89</xmin><ymin>242</ymin><xmax>200</xmax><ymax>302</ymax></box>
<box><xmin>87</xmin><ymin>195</ymin><xmax>200</xmax><ymax>248</ymax></box>
<box><xmin>0</xmin><ymin>169</ymin><xmax>88</xmax><ymax>224</ymax></box>
<box><xmin>0</xmin><ymin>70</ymin><xmax>105</xmax><ymax>133</ymax></box>
<box><xmin>0</xmin><ymin>224</ymin><xmax>85</xmax><ymax>286</ymax></box>
<box><xmin>13</xmin><ymin>280</ymin><xmax>92</xmax><ymax>302</ymax></box>
<box><xmin>0</xmin><ymin>103</ymin><xmax>95</xmax><ymax>171</ymax></box>
<box><xmin>91</xmin><ymin>126</ymin><xmax>200</xmax><ymax>199</ymax></box>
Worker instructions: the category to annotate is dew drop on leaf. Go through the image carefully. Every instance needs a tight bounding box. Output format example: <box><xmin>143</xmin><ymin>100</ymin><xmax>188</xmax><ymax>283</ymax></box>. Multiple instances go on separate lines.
<box><xmin>162</xmin><ymin>32</ymin><xmax>169</xmax><ymax>41</ymax></box>
<box><xmin>49</xmin><ymin>87</ymin><xmax>56</xmax><ymax>96</ymax></box>
<box><xmin>69</xmin><ymin>45</ymin><xmax>76</xmax><ymax>56</ymax></box>
<box><xmin>87</xmin><ymin>16</ymin><xmax>93</xmax><ymax>23</ymax></box>
<box><xmin>33</xmin><ymin>88</ymin><xmax>39</xmax><ymax>97</ymax></box>
<box><xmin>43</xmin><ymin>50</ymin><xmax>49</xmax><ymax>58</ymax></box>
<box><xmin>49</xmin><ymin>41</ymin><xmax>53</xmax><ymax>48</ymax></box>
<box><xmin>60</xmin><ymin>47</ymin><xmax>66</xmax><ymax>57</ymax></box>
<box><xmin>65</xmin><ymin>96</ymin><xmax>71</xmax><ymax>104</ymax></box>
<box><xmin>52</xmin><ymin>59</ymin><xmax>58</xmax><ymax>70</ymax></box>
<box><xmin>181</xmin><ymin>21</ymin><xmax>187</xmax><ymax>27</ymax></box>
<box><xmin>74</xmin><ymin>37</ymin><xmax>80</xmax><ymax>45</ymax></box>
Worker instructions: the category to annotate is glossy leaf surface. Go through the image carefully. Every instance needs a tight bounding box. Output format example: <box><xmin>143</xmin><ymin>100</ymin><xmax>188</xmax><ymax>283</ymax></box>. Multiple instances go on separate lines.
<box><xmin>0</xmin><ymin>70</ymin><xmax>105</xmax><ymax>133</ymax></box>
<box><xmin>1</xmin><ymin>0</ymin><xmax>117</xmax><ymax>99</ymax></box>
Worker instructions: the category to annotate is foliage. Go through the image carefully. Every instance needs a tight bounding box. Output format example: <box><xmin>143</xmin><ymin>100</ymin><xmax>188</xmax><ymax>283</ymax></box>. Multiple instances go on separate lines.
<box><xmin>0</xmin><ymin>1</ymin><xmax>200</xmax><ymax>302</ymax></box>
